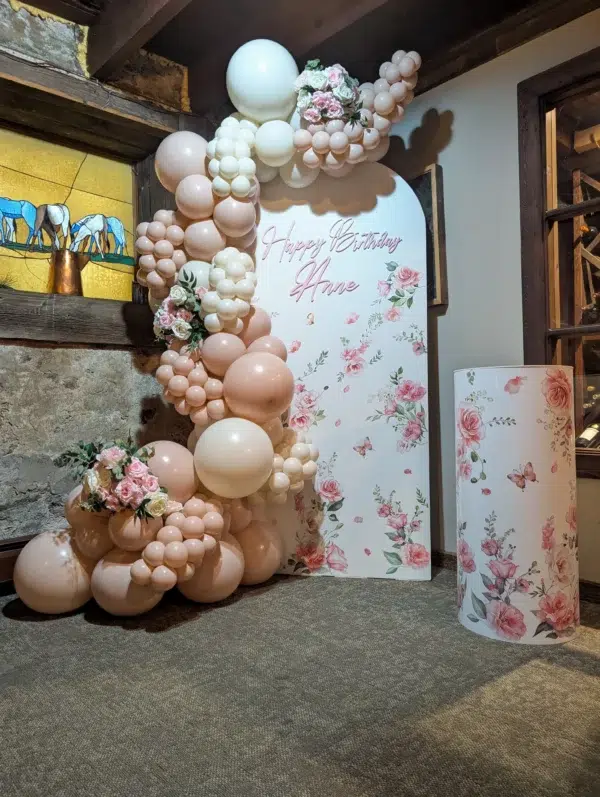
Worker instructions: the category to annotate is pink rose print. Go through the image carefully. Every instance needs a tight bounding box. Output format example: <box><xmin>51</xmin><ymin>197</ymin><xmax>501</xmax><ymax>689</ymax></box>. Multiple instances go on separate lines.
<box><xmin>487</xmin><ymin>601</ymin><xmax>526</xmax><ymax>641</ymax></box>
<box><xmin>335</xmin><ymin>419</ymin><xmax>341</xmax><ymax>427</ymax></box>
<box><xmin>488</xmin><ymin>558</ymin><xmax>517</xmax><ymax>580</ymax></box>
<box><xmin>125</xmin><ymin>457</ymin><xmax>149</xmax><ymax>480</ymax></box>
<box><xmin>395</xmin><ymin>380</ymin><xmax>427</xmax><ymax>403</ymax></box>
<box><xmin>542</xmin><ymin>517</ymin><xmax>555</xmax><ymax>550</ymax></box>
<box><xmin>319</xmin><ymin>479</ymin><xmax>342</xmax><ymax>504</ymax></box>
<box><xmin>297</xmin><ymin>391</ymin><xmax>318</xmax><ymax>411</ymax></box>
<box><xmin>377</xmin><ymin>280</ymin><xmax>391</xmax><ymax>297</ymax></box>
<box><xmin>458</xmin><ymin>461</ymin><xmax>472</xmax><ymax>480</ymax></box>
<box><xmin>394</xmin><ymin>266</ymin><xmax>420</xmax><ymax>290</ymax></box>
<box><xmin>353</xmin><ymin>516</ymin><xmax>363</xmax><ymax>523</ymax></box>
<box><xmin>384</xmin><ymin>400</ymin><xmax>397</xmax><ymax>416</ymax></box>
<box><xmin>458</xmin><ymin>539</ymin><xmax>476</xmax><ymax>573</ymax></box>
<box><xmin>326</xmin><ymin>543</ymin><xmax>348</xmax><ymax>572</ymax></box>
<box><xmin>515</xmin><ymin>577</ymin><xmax>530</xmax><ymax>593</ymax></box>
<box><xmin>296</xmin><ymin>544</ymin><xmax>326</xmax><ymax>572</ymax></box>
<box><xmin>542</xmin><ymin>368</ymin><xmax>572</xmax><ymax>414</ymax></box>
<box><xmin>412</xmin><ymin>341</ymin><xmax>425</xmax><ymax>356</ymax></box>
<box><xmin>403</xmin><ymin>419</ymin><xmax>424</xmax><ymax>442</ymax></box>
<box><xmin>481</xmin><ymin>488</ymin><xmax>491</xmax><ymax>496</ymax></box>
<box><xmin>343</xmin><ymin>385</ymin><xmax>350</xmax><ymax>393</ymax></box>
<box><xmin>538</xmin><ymin>592</ymin><xmax>575</xmax><ymax>632</ymax></box>
<box><xmin>387</xmin><ymin>513</ymin><xmax>408</xmax><ymax>531</ymax></box>
<box><xmin>294</xmin><ymin>383</ymin><xmax>306</xmax><ymax>393</ymax></box>
<box><xmin>384</xmin><ymin>306</ymin><xmax>401</xmax><ymax>322</ymax></box>
<box><xmin>344</xmin><ymin>357</ymin><xmax>366</xmax><ymax>376</ymax></box>
<box><xmin>404</xmin><ymin>469</ymin><xmax>412</xmax><ymax>474</ymax></box>
<box><xmin>551</xmin><ymin>461</ymin><xmax>558</xmax><ymax>474</ymax></box>
<box><xmin>554</xmin><ymin>548</ymin><xmax>571</xmax><ymax>585</ymax></box>
<box><xmin>377</xmin><ymin>504</ymin><xmax>392</xmax><ymax>517</ymax></box>
<box><xmin>565</xmin><ymin>504</ymin><xmax>576</xmax><ymax>532</ymax></box>
<box><xmin>403</xmin><ymin>543</ymin><xmax>430</xmax><ymax>568</ymax></box>
<box><xmin>481</xmin><ymin>538</ymin><xmax>499</xmax><ymax>556</ymax></box>
<box><xmin>458</xmin><ymin>406</ymin><xmax>485</xmax><ymax>448</ymax></box>
<box><xmin>341</xmin><ymin>348</ymin><xmax>357</xmax><ymax>361</ymax></box>
<box><xmin>289</xmin><ymin>340</ymin><xmax>301</xmax><ymax>354</ymax></box>
<box><xmin>345</xmin><ymin>312</ymin><xmax>359</xmax><ymax>324</ymax></box>
<box><xmin>364</xmin><ymin>548</ymin><xmax>371</xmax><ymax>556</ymax></box>
<box><xmin>289</xmin><ymin>411</ymin><xmax>312</xmax><ymax>432</ymax></box>
<box><xmin>504</xmin><ymin>376</ymin><xmax>526</xmax><ymax>395</ymax></box>
<box><xmin>97</xmin><ymin>446</ymin><xmax>126</xmax><ymax>469</ymax></box>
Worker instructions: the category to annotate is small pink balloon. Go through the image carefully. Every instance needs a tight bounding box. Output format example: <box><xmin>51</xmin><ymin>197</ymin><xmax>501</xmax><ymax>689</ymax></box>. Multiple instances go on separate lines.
<box><xmin>223</xmin><ymin>352</ymin><xmax>294</xmax><ymax>424</ymax></box>
<box><xmin>175</xmin><ymin>174</ymin><xmax>215</xmax><ymax>220</ymax></box>
<box><xmin>182</xmin><ymin>515</ymin><xmax>205</xmax><ymax>539</ymax></box>
<box><xmin>164</xmin><ymin>541</ymin><xmax>188</xmax><ymax>568</ymax></box>
<box><xmin>184</xmin><ymin>220</ymin><xmax>226</xmax><ymax>261</ymax></box>
<box><xmin>136</xmin><ymin>272</ymin><xmax>148</xmax><ymax>287</ymax></box>
<box><xmin>172</xmin><ymin>249</ymin><xmax>188</xmax><ymax>268</ymax></box>
<box><xmin>154</xmin><ymin>209</ymin><xmax>176</xmax><ymax>226</ymax></box>
<box><xmin>201</xmin><ymin>332</ymin><xmax>246</xmax><ymax>376</ymax></box>
<box><xmin>156</xmin><ymin>258</ymin><xmax>176</xmax><ymax>278</ymax></box>
<box><xmin>130</xmin><ymin>558</ymin><xmax>152</xmax><ymax>586</ymax></box>
<box><xmin>138</xmin><ymin>254</ymin><xmax>157</xmax><ymax>271</ymax></box>
<box><xmin>406</xmin><ymin>50</ymin><xmax>422</xmax><ymax>69</ymax></box>
<box><xmin>168</xmin><ymin>375</ymin><xmax>189</xmax><ymax>397</ymax></box>
<box><xmin>136</xmin><ymin>221</ymin><xmax>149</xmax><ymax>237</ymax></box>
<box><xmin>247</xmin><ymin>335</ymin><xmax>288</xmax><ymax>361</ymax></box>
<box><xmin>190</xmin><ymin>406</ymin><xmax>210</xmax><ymax>426</ymax></box>
<box><xmin>312</xmin><ymin>131</ymin><xmax>330</xmax><ymax>154</ymax></box>
<box><xmin>185</xmin><ymin>385</ymin><xmax>207</xmax><ymax>407</ymax></box>
<box><xmin>203</xmin><ymin>511</ymin><xmax>224</xmax><ymax>536</ymax></box>
<box><xmin>176</xmin><ymin>563</ymin><xmax>196</xmax><ymax>583</ymax></box>
<box><xmin>173</xmin><ymin>356</ymin><xmax>195</xmax><ymax>376</ymax></box>
<box><xmin>307</xmin><ymin>123</ymin><xmax>325</xmax><ymax>134</ymax></box>
<box><xmin>157</xmin><ymin>525</ymin><xmax>184</xmax><ymax>544</ymax></box>
<box><xmin>151</xmin><ymin>564</ymin><xmax>178</xmax><ymax>592</ymax></box>
<box><xmin>393</xmin><ymin>104</ymin><xmax>406</xmax><ymax>123</ymax></box>
<box><xmin>155</xmin><ymin>130</ymin><xmax>207</xmax><ymax>192</ymax></box>
<box><xmin>374</xmin><ymin>92</ymin><xmax>395</xmax><ymax>116</ymax></box>
<box><xmin>293</xmin><ymin>129</ymin><xmax>312</xmax><ymax>151</ymax></box>
<box><xmin>144</xmin><ymin>441</ymin><xmax>198</xmax><ymax>504</ymax></box>
<box><xmin>390</xmin><ymin>81</ymin><xmax>408</xmax><ymax>102</ymax></box>
<box><xmin>373</xmin><ymin>113</ymin><xmax>392</xmax><ymax>134</ymax></box>
<box><xmin>362</xmin><ymin>128</ymin><xmax>381</xmax><ymax>150</ymax></box>
<box><xmin>188</xmin><ymin>366</ymin><xmax>208</xmax><ymax>386</ymax></box>
<box><xmin>399</xmin><ymin>55</ymin><xmax>417</xmax><ymax>78</ymax></box>
<box><xmin>166</xmin><ymin>511</ymin><xmax>186</xmax><ymax>529</ymax></box>
<box><xmin>347</xmin><ymin>143</ymin><xmax>365</xmax><ymax>164</ymax></box>
<box><xmin>344</xmin><ymin>121</ymin><xmax>364</xmax><ymax>142</ymax></box>
<box><xmin>154</xmin><ymin>239</ymin><xmax>174</xmax><ymax>259</ymax></box>
<box><xmin>206</xmin><ymin>398</ymin><xmax>227</xmax><ymax>420</ymax></box>
<box><xmin>302</xmin><ymin>148</ymin><xmax>321</xmax><ymax>170</ymax></box>
<box><xmin>174</xmin><ymin>398</ymin><xmax>190</xmax><ymax>416</ymax></box>
<box><xmin>136</xmin><ymin>236</ymin><xmax>154</xmax><ymax>255</ymax></box>
<box><xmin>184</xmin><ymin>537</ymin><xmax>205</xmax><ymax>564</ymax></box>
<box><xmin>161</xmin><ymin>349</ymin><xmax>179</xmax><ymax>365</ymax></box>
<box><xmin>156</xmin><ymin>364</ymin><xmax>174</xmax><ymax>386</ymax></box>
<box><xmin>203</xmin><ymin>534</ymin><xmax>218</xmax><ymax>553</ymax></box>
<box><xmin>204</xmin><ymin>377</ymin><xmax>223</xmax><ymax>400</ymax></box>
<box><xmin>325</xmin><ymin>120</ymin><xmax>345</xmax><ymax>134</ymax></box>
<box><xmin>360</xmin><ymin>88</ymin><xmax>375</xmax><ymax>111</ymax></box>
<box><xmin>147</xmin><ymin>221</ymin><xmax>166</xmax><ymax>242</ymax></box>
<box><xmin>392</xmin><ymin>49</ymin><xmax>406</xmax><ymax>65</ymax></box>
<box><xmin>166</xmin><ymin>225</ymin><xmax>185</xmax><ymax>246</ymax></box>
<box><xmin>239</xmin><ymin>306</ymin><xmax>272</xmax><ymax>346</ymax></box>
<box><xmin>374</xmin><ymin>78</ymin><xmax>390</xmax><ymax>94</ymax></box>
<box><xmin>385</xmin><ymin>64</ymin><xmax>402</xmax><ymax>84</ymax></box>
<box><xmin>403</xmin><ymin>73</ymin><xmax>418</xmax><ymax>90</ymax></box>
<box><xmin>183</xmin><ymin>497</ymin><xmax>206</xmax><ymax>517</ymax></box>
<box><xmin>329</xmin><ymin>132</ymin><xmax>349</xmax><ymax>155</ymax></box>
<box><xmin>379</xmin><ymin>61</ymin><xmax>392</xmax><ymax>78</ymax></box>
<box><xmin>213</xmin><ymin>196</ymin><xmax>256</xmax><ymax>238</ymax></box>
<box><xmin>146</xmin><ymin>271</ymin><xmax>166</xmax><ymax>290</ymax></box>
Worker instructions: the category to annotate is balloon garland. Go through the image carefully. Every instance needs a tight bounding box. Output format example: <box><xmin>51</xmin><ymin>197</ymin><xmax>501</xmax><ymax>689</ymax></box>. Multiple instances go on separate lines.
<box><xmin>14</xmin><ymin>38</ymin><xmax>420</xmax><ymax>617</ymax></box>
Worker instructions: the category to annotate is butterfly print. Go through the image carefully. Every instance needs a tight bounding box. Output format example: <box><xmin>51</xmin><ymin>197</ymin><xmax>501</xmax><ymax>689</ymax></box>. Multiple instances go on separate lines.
<box><xmin>507</xmin><ymin>462</ymin><xmax>537</xmax><ymax>490</ymax></box>
<box><xmin>353</xmin><ymin>437</ymin><xmax>374</xmax><ymax>457</ymax></box>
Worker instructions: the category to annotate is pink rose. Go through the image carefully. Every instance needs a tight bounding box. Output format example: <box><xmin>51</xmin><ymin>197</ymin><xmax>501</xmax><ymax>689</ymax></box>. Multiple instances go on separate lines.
<box><xmin>294</xmin><ymin>383</ymin><xmax>306</xmax><ymax>393</ymax></box>
<box><xmin>312</xmin><ymin>90</ymin><xmax>332</xmax><ymax>110</ymax></box>
<box><xmin>319</xmin><ymin>479</ymin><xmax>342</xmax><ymax>503</ymax></box>
<box><xmin>403</xmin><ymin>543</ymin><xmax>430</xmax><ymax>568</ymax></box>
<box><xmin>542</xmin><ymin>517</ymin><xmax>555</xmax><ymax>550</ymax></box>
<box><xmin>158</xmin><ymin>312</ymin><xmax>175</xmax><ymax>329</ymax></box>
<box><xmin>481</xmin><ymin>538</ymin><xmax>499</xmax><ymax>557</ymax></box>
<box><xmin>410</xmin><ymin>519</ymin><xmax>421</xmax><ymax>532</ymax></box>
<box><xmin>97</xmin><ymin>446</ymin><xmax>126</xmax><ymax>470</ymax></box>
<box><xmin>458</xmin><ymin>539</ymin><xmax>476</xmax><ymax>573</ymax></box>
<box><xmin>458</xmin><ymin>405</ymin><xmax>485</xmax><ymax>448</ymax></box>
<box><xmin>394</xmin><ymin>267</ymin><xmax>420</xmax><ymax>289</ymax></box>
<box><xmin>403</xmin><ymin>419</ymin><xmax>423</xmax><ymax>442</ymax></box>
<box><xmin>195</xmin><ymin>286</ymin><xmax>207</xmax><ymax>299</ymax></box>
<box><xmin>104</xmin><ymin>493</ymin><xmax>120</xmax><ymax>512</ymax></box>
<box><xmin>551</xmin><ymin>461</ymin><xmax>558</xmax><ymax>474</ymax></box>
<box><xmin>297</xmin><ymin>544</ymin><xmax>325</xmax><ymax>571</ymax></box>
<box><xmin>384</xmin><ymin>306</ymin><xmax>400</xmax><ymax>322</ymax></box>
<box><xmin>384</xmin><ymin>400</ymin><xmax>397</xmax><ymax>416</ymax></box>
<box><xmin>344</xmin><ymin>357</ymin><xmax>365</xmax><ymax>375</ymax></box>
<box><xmin>345</xmin><ymin>312</ymin><xmax>359</xmax><ymax>325</ymax></box>
<box><xmin>326</xmin><ymin>543</ymin><xmax>348</xmax><ymax>572</ymax></box>
<box><xmin>542</xmin><ymin>368</ymin><xmax>572</xmax><ymax>414</ymax></box>
<box><xmin>177</xmin><ymin>309</ymin><xmax>193</xmax><ymax>322</ymax></box>
<box><xmin>358</xmin><ymin>341</ymin><xmax>369</xmax><ymax>354</ymax></box>
<box><xmin>387</xmin><ymin>513</ymin><xmax>408</xmax><ymax>530</ymax></box>
<box><xmin>515</xmin><ymin>577</ymin><xmax>530</xmax><ymax>593</ymax></box>
<box><xmin>377</xmin><ymin>503</ymin><xmax>392</xmax><ymax>517</ymax></box>
<box><xmin>456</xmin><ymin>442</ymin><xmax>466</xmax><ymax>459</ymax></box>
<box><xmin>289</xmin><ymin>340</ymin><xmax>301</xmax><ymax>354</ymax></box>
<box><xmin>298</xmin><ymin>391</ymin><xmax>318</xmax><ymax>411</ymax></box>
<box><xmin>341</xmin><ymin>347</ymin><xmax>358</xmax><ymax>362</ymax></box>
<box><xmin>458</xmin><ymin>460</ymin><xmax>472</xmax><ymax>480</ymax></box>
<box><xmin>326</xmin><ymin>98</ymin><xmax>344</xmax><ymax>119</ymax></box>
<box><xmin>565</xmin><ymin>504</ymin><xmax>576</xmax><ymax>532</ymax></box>
<box><xmin>114</xmin><ymin>477</ymin><xmax>144</xmax><ymax>509</ymax></box>
<box><xmin>303</xmin><ymin>107</ymin><xmax>321</xmax><ymax>124</ymax></box>
<box><xmin>326</xmin><ymin>64</ymin><xmax>345</xmax><ymax>86</ymax></box>
<box><xmin>538</xmin><ymin>592</ymin><xmax>575</xmax><ymax>631</ymax></box>
<box><xmin>554</xmin><ymin>548</ymin><xmax>572</xmax><ymax>585</ymax></box>
<box><xmin>488</xmin><ymin>601</ymin><xmax>526</xmax><ymax>640</ymax></box>
<box><xmin>395</xmin><ymin>380</ymin><xmax>427</xmax><ymax>403</ymax></box>
<box><xmin>142</xmin><ymin>474</ymin><xmax>160</xmax><ymax>494</ymax></box>
<box><xmin>289</xmin><ymin>411</ymin><xmax>312</xmax><ymax>431</ymax></box>
<box><xmin>488</xmin><ymin>558</ymin><xmax>517</xmax><ymax>580</ymax></box>
<box><xmin>412</xmin><ymin>341</ymin><xmax>425</xmax><ymax>356</ymax></box>
<box><xmin>504</xmin><ymin>376</ymin><xmax>525</xmax><ymax>395</ymax></box>
<box><xmin>481</xmin><ymin>488</ymin><xmax>491</xmax><ymax>496</ymax></box>
<box><xmin>125</xmin><ymin>457</ymin><xmax>149</xmax><ymax>480</ymax></box>
<box><xmin>377</xmin><ymin>280</ymin><xmax>391</xmax><ymax>297</ymax></box>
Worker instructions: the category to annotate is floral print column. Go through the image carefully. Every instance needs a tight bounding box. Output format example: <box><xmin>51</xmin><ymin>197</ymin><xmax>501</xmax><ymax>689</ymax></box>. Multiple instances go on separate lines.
<box><xmin>455</xmin><ymin>366</ymin><xmax>578</xmax><ymax>645</ymax></box>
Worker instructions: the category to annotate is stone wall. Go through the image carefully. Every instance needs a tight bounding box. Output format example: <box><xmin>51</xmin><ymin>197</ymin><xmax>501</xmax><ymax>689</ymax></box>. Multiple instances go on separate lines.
<box><xmin>0</xmin><ymin>343</ymin><xmax>191</xmax><ymax>540</ymax></box>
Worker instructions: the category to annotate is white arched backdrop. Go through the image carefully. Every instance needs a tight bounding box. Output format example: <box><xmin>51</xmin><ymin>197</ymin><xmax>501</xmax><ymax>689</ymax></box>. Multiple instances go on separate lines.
<box><xmin>255</xmin><ymin>162</ymin><xmax>431</xmax><ymax>579</ymax></box>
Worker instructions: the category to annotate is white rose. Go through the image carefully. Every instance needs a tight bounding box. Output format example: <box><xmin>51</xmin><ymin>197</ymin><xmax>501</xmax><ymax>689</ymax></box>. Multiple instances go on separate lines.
<box><xmin>296</xmin><ymin>89</ymin><xmax>312</xmax><ymax>111</ymax></box>
<box><xmin>165</xmin><ymin>500</ymin><xmax>184</xmax><ymax>516</ymax></box>
<box><xmin>171</xmin><ymin>319</ymin><xmax>191</xmax><ymax>340</ymax></box>
<box><xmin>169</xmin><ymin>285</ymin><xmax>187</xmax><ymax>305</ymax></box>
<box><xmin>83</xmin><ymin>468</ymin><xmax>99</xmax><ymax>493</ymax></box>
<box><xmin>146</xmin><ymin>491</ymin><xmax>168</xmax><ymax>518</ymax></box>
<box><xmin>333</xmin><ymin>82</ymin><xmax>355</xmax><ymax>104</ymax></box>
<box><xmin>294</xmin><ymin>69</ymin><xmax>327</xmax><ymax>92</ymax></box>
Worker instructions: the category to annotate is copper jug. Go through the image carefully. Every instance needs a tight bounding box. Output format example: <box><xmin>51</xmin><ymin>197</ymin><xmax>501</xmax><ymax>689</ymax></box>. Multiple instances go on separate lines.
<box><xmin>51</xmin><ymin>249</ymin><xmax>89</xmax><ymax>296</ymax></box>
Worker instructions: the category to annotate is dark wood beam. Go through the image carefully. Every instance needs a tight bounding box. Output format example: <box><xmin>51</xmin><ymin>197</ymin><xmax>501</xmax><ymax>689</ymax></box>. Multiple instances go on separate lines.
<box><xmin>25</xmin><ymin>0</ymin><xmax>101</xmax><ymax>25</ymax></box>
<box><xmin>88</xmin><ymin>0</ymin><xmax>194</xmax><ymax>79</ymax></box>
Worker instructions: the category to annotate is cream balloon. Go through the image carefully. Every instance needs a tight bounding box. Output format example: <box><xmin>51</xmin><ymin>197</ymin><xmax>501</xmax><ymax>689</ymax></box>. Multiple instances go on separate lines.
<box><xmin>178</xmin><ymin>259</ymin><xmax>211</xmax><ymax>291</ymax></box>
<box><xmin>184</xmin><ymin>221</ymin><xmax>226</xmax><ymax>261</ymax></box>
<box><xmin>226</xmin><ymin>39</ymin><xmax>298</xmax><ymax>123</ymax></box>
<box><xmin>175</xmin><ymin>174</ymin><xmax>215</xmax><ymax>220</ymax></box>
<box><xmin>193</xmin><ymin>417</ymin><xmax>274</xmax><ymax>499</ymax></box>
<box><xmin>255</xmin><ymin>158</ymin><xmax>278</xmax><ymax>183</ymax></box>
<box><xmin>236</xmin><ymin>522</ymin><xmax>283</xmax><ymax>585</ymax></box>
<box><xmin>144</xmin><ymin>440</ymin><xmax>198</xmax><ymax>503</ymax></box>
<box><xmin>14</xmin><ymin>530</ymin><xmax>94</xmax><ymax>614</ymax></box>
<box><xmin>279</xmin><ymin>153</ymin><xmax>320</xmax><ymax>189</ymax></box>
<box><xmin>155</xmin><ymin>131</ymin><xmax>207</xmax><ymax>192</ymax></box>
<box><xmin>254</xmin><ymin>121</ymin><xmax>295</xmax><ymax>167</ymax></box>
<box><xmin>91</xmin><ymin>549</ymin><xmax>162</xmax><ymax>616</ymax></box>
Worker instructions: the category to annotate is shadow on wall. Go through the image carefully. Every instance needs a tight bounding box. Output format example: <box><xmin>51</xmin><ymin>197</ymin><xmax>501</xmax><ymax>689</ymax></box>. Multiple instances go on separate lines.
<box><xmin>383</xmin><ymin>108</ymin><xmax>454</xmax><ymax>181</ymax></box>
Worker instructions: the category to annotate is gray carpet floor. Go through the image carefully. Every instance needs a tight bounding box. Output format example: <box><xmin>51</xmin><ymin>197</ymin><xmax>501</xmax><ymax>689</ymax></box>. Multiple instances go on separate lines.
<box><xmin>1</xmin><ymin>569</ymin><xmax>600</xmax><ymax>797</ymax></box>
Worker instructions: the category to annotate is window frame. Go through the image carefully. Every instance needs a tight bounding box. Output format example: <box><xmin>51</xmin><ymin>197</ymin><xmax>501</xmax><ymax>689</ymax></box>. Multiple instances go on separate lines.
<box><xmin>519</xmin><ymin>45</ymin><xmax>600</xmax><ymax>478</ymax></box>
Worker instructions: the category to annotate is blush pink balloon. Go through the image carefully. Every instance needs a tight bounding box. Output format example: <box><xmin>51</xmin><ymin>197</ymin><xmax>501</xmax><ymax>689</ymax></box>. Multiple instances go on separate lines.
<box><xmin>166</xmin><ymin>225</ymin><xmax>185</xmax><ymax>246</ymax></box>
<box><xmin>172</xmin><ymin>249</ymin><xmax>188</xmax><ymax>268</ymax></box>
<box><xmin>223</xmin><ymin>352</ymin><xmax>295</xmax><ymax>424</ymax></box>
<box><xmin>154</xmin><ymin>239</ymin><xmax>174</xmax><ymax>259</ymax></box>
<box><xmin>178</xmin><ymin>534</ymin><xmax>244</xmax><ymax>603</ymax></box>
<box><xmin>390</xmin><ymin>81</ymin><xmax>409</xmax><ymax>103</ymax></box>
<box><xmin>184</xmin><ymin>220</ymin><xmax>226</xmax><ymax>261</ymax></box>
<box><xmin>154</xmin><ymin>209</ymin><xmax>177</xmax><ymax>226</ymax></box>
<box><xmin>201</xmin><ymin>332</ymin><xmax>247</xmax><ymax>376</ymax></box>
<box><xmin>227</xmin><ymin>225</ymin><xmax>257</xmax><ymax>250</ymax></box>
<box><xmin>147</xmin><ymin>221</ymin><xmax>166</xmax><ymax>242</ymax></box>
<box><xmin>175</xmin><ymin>174</ymin><xmax>215</xmax><ymax>220</ymax></box>
<box><xmin>138</xmin><ymin>254</ymin><xmax>157</xmax><ymax>271</ymax></box>
<box><xmin>239</xmin><ymin>306</ymin><xmax>272</xmax><ymax>346</ymax></box>
<box><xmin>293</xmin><ymin>129</ymin><xmax>313</xmax><ymax>151</ymax></box>
<box><xmin>91</xmin><ymin>549</ymin><xmax>162</xmax><ymax>616</ymax></box>
<box><xmin>213</xmin><ymin>196</ymin><xmax>256</xmax><ymax>238</ymax></box>
<box><xmin>136</xmin><ymin>221</ymin><xmax>149</xmax><ymax>237</ymax></box>
<box><xmin>247</xmin><ymin>335</ymin><xmax>288</xmax><ymax>361</ymax></box>
<box><xmin>236</xmin><ymin>522</ymin><xmax>283</xmax><ymax>585</ymax></box>
<box><xmin>144</xmin><ymin>440</ymin><xmax>198</xmax><ymax>504</ymax></box>
<box><xmin>108</xmin><ymin>510</ymin><xmax>162</xmax><ymax>552</ymax></box>
<box><xmin>65</xmin><ymin>484</ymin><xmax>109</xmax><ymax>530</ymax></box>
<box><xmin>155</xmin><ymin>130</ymin><xmax>208</xmax><ymax>192</ymax></box>
<box><xmin>135</xmin><ymin>236</ymin><xmax>154</xmax><ymax>255</ymax></box>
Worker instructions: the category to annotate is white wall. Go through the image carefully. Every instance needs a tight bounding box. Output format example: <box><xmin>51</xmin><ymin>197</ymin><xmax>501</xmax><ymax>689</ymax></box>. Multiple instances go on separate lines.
<box><xmin>388</xmin><ymin>9</ymin><xmax>600</xmax><ymax>582</ymax></box>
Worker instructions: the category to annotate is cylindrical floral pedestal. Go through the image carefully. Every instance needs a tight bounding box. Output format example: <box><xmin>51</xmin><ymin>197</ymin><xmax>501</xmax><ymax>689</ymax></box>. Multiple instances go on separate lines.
<box><xmin>455</xmin><ymin>366</ymin><xmax>578</xmax><ymax>645</ymax></box>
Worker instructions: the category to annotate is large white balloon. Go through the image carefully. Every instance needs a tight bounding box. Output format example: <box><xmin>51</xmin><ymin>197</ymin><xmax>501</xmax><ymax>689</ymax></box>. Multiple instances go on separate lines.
<box><xmin>154</xmin><ymin>131</ymin><xmax>207</xmax><ymax>193</ymax></box>
<box><xmin>178</xmin><ymin>260</ymin><xmax>211</xmax><ymax>290</ymax></box>
<box><xmin>254</xmin><ymin>121</ymin><xmax>295</xmax><ymax>167</ymax></box>
<box><xmin>279</xmin><ymin>153</ymin><xmax>320</xmax><ymax>189</ymax></box>
<box><xmin>194</xmin><ymin>417</ymin><xmax>274</xmax><ymax>498</ymax></box>
<box><xmin>226</xmin><ymin>39</ymin><xmax>298</xmax><ymax>123</ymax></box>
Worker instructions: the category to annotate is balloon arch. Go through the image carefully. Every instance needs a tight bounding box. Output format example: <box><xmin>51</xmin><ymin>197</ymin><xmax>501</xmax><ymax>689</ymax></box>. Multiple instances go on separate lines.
<box><xmin>14</xmin><ymin>40</ymin><xmax>422</xmax><ymax>616</ymax></box>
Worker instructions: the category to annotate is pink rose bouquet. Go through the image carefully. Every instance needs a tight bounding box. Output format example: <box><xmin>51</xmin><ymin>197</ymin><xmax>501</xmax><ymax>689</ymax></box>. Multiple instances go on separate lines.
<box><xmin>294</xmin><ymin>58</ymin><xmax>361</xmax><ymax>125</ymax></box>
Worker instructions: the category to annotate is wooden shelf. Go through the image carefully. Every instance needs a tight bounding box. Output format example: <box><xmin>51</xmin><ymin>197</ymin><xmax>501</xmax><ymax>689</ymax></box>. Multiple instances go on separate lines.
<box><xmin>0</xmin><ymin>288</ymin><xmax>158</xmax><ymax>348</ymax></box>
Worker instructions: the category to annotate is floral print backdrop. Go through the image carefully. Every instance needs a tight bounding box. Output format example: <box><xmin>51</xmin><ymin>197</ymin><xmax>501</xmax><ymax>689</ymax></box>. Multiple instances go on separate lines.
<box><xmin>455</xmin><ymin>366</ymin><xmax>578</xmax><ymax>644</ymax></box>
<box><xmin>256</xmin><ymin>163</ymin><xmax>431</xmax><ymax>580</ymax></box>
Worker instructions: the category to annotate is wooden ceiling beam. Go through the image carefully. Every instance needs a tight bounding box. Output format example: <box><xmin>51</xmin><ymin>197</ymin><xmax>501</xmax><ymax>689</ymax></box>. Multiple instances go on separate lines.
<box><xmin>88</xmin><ymin>0</ymin><xmax>194</xmax><ymax>80</ymax></box>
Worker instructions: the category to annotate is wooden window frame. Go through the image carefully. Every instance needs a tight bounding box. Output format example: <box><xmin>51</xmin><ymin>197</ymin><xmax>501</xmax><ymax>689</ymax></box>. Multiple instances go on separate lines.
<box><xmin>519</xmin><ymin>45</ymin><xmax>600</xmax><ymax>478</ymax></box>
<box><xmin>0</xmin><ymin>51</ymin><xmax>210</xmax><ymax>349</ymax></box>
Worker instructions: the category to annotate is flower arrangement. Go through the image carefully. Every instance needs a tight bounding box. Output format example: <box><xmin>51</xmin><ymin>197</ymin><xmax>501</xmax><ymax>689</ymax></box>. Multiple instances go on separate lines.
<box><xmin>294</xmin><ymin>59</ymin><xmax>362</xmax><ymax>125</ymax></box>
<box><xmin>153</xmin><ymin>273</ymin><xmax>208</xmax><ymax>351</ymax></box>
<box><xmin>57</xmin><ymin>438</ymin><xmax>168</xmax><ymax>519</ymax></box>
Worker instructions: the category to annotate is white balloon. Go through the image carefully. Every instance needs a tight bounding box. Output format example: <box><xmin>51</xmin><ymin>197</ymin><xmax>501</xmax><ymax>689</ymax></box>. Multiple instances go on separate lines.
<box><xmin>288</xmin><ymin>108</ymin><xmax>302</xmax><ymax>131</ymax></box>
<box><xmin>255</xmin><ymin>121</ymin><xmax>295</xmax><ymax>167</ymax></box>
<box><xmin>226</xmin><ymin>39</ymin><xmax>299</xmax><ymax>123</ymax></box>
<box><xmin>255</xmin><ymin>158</ymin><xmax>278</xmax><ymax>184</ymax></box>
<box><xmin>194</xmin><ymin>418</ymin><xmax>274</xmax><ymax>498</ymax></box>
<box><xmin>212</xmin><ymin>176</ymin><xmax>231</xmax><ymax>197</ymax></box>
<box><xmin>279</xmin><ymin>153</ymin><xmax>320</xmax><ymax>189</ymax></box>
<box><xmin>178</xmin><ymin>260</ymin><xmax>211</xmax><ymax>290</ymax></box>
